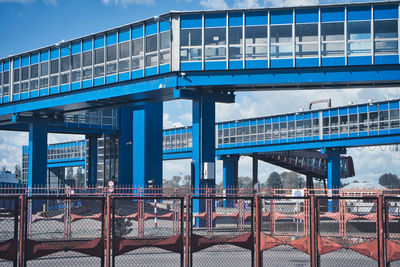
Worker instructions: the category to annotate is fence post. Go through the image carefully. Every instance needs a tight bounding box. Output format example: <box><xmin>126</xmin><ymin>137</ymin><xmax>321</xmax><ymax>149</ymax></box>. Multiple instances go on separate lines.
<box><xmin>185</xmin><ymin>196</ymin><xmax>190</xmax><ymax>267</ymax></box>
<box><xmin>18</xmin><ymin>195</ymin><xmax>25</xmax><ymax>267</ymax></box>
<box><xmin>310</xmin><ymin>195</ymin><xmax>319</xmax><ymax>267</ymax></box>
<box><xmin>255</xmin><ymin>196</ymin><xmax>262</xmax><ymax>267</ymax></box>
<box><xmin>377</xmin><ymin>195</ymin><xmax>385</xmax><ymax>267</ymax></box>
<box><xmin>106</xmin><ymin>194</ymin><xmax>111</xmax><ymax>267</ymax></box>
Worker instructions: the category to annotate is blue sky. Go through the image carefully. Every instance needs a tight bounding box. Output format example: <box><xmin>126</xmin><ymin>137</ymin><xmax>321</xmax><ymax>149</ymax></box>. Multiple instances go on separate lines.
<box><xmin>0</xmin><ymin>0</ymin><xmax>399</xmax><ymax>185</ymax></box>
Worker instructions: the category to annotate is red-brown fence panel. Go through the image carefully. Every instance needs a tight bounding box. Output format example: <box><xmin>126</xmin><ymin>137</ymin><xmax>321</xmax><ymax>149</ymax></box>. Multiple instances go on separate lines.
<box><xmin>24</xmin><ymin>196</ymin><xmax>105</xmax><ymax>266</ymax></box>
<box><xmin>111</xmin><ymin>196</ymin><xmax>184</xmax><ymax>267</ymax></box>
<box><xmin>259</xmin><ymin>195</ymin><xmax>311</xmax><ymax>267</ymax></box>
<box><xmin>316</xmin><ymin>196</ymin><xmax>379</xmax><ymax>267</ymax></box>
<box><xmin>0</xmin><ymin>196</ymin><xmax>19</xmax><ymax>267</ymax></box>
<box><xmin>189</xmin><ymin>196</ymin><xmax>254</xmax><ymax>267</ymax></box>
<box><xmin>385</xmin><ymin>196</ymin><xmax>400</xmax><ymax>267</ymax></box>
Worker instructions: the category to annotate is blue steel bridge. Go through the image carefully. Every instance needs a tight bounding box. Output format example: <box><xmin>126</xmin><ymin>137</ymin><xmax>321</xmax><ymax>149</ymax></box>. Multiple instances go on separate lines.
<box><xmin>0</xmin><ymin>1</ymin><xmax>400</xmax><ymax>192</ymax></box>
<box><xmin>21</xmin><ymin>98</ymin><xmax>399</xmax><ymax>189</ymax></box>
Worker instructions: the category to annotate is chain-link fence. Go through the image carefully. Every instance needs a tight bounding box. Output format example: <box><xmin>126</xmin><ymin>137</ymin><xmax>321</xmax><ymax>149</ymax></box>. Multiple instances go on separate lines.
<box><xmin>190</xmin><ymin>196</ymin><xmax>254</xmax><ymax>267</ymax></box>
<box><xmin>316</xmin><ymin>196</ymin><xmax>380</xmax><ymax>267</ymax></box>
<box><xmin>0</xmin><ymin>196</ymin><xmax>19</xmax><ymax>267</ymax></box>
<box><xmin>24</xmin><ymin>196</ymin><xmax>105</xmax><ymax>266</ymax></box>
<box><xmin>385</xmin><ymin>197</ymin><xmax>400</xmax><ymax>267</ymax></box>
<box><xmin>258</xmin><ymin>196</ymin><xmax>310</xmax><ymax>267</ymax></box>
<box><xmin>111</xmin><ymin>196</ymin><xmax>184</xmax><ymax>267</ymax></box>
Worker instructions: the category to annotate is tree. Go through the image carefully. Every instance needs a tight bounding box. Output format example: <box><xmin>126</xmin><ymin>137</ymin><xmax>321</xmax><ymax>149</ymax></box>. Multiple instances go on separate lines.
<box><xmin>238</xmin><ymin>176</ymin><xmax>252</xmax><ymax>188</ymax></box>
<box><xmin>172</xmin><ymin>175</ymin><xmax>181</xmax><ymax>187</ymax></box>
<box><xmin>74</xmin><ymin>167</ymin><xmax>85</xmax><ymax>187</ymax></box>
<box><xmin>267</xmin><ymin>172</ymin><xmax>282</xmax><ymax>188</ymax></box>
<box><xmin>14</xmin><ymin>164</ymin><xmax>22</xmax><ymax>182</ymax></box>
<box><xmin>65</xmin><ymin>167</ymin><xmax>75</xmax><ymax>186</ymax></box>
<box><xmin>182</xmin><ymin>175</ymin><xmax>191</xmax><ymax>187</ymax></box>
<box><xmin>379</xmin><ymin>173</ymin><xmax>400</xmax><ymax>189</ymax></box>
<box><xmin>284</xmin><ymin>172</ymin><xmax>305</xmax><ymax>188</ymax></box>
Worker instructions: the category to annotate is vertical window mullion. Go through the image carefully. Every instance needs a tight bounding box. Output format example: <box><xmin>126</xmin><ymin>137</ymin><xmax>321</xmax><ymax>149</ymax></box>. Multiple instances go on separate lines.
<box><xmin>371</xmin><ymin>5</ymin><xmax>374</xmax><ymax>64</ymax></box>
<box><xmin>142</xmin><ymin>25</ymin><xmax>145</xmax><ymax>75</ymax></box>
<box><xmin>92</xmin><ymin>37</ymin><xmax>95</xmax><ymax>85</ymax></box>
<box><xmin>243</xmin><ymin>11</ymin><xmax>246</xmax><ymax>69</ymax></box>
<box><xmin>226</xmin><ymin>12</ymin><xmax>229</xmax><ymax>69</ymax></box>
<box><xmin>117</xmin><ymin>31</ymin><xmax>120</xmax><ymax>82</ymax></box>
<box><xmin>268</xmin><ymin>10</ymin><xmax>271</xmax><ymax>68</ymax></box>
<box><xmin>345</xmin><ymin>6</ymin><xmax>348</xmax><ymax>65</ymax></box>
<box><xmin>129</xmin><ymin>28</ymin><xmax>132</xmax><ymax>80</ymax></box>
<box><xmin>157</xmin><ymin>22</ymin><xmax>160</xmax><ymax>74</ymax></box>
<box><xmin>318</xmin><ymin>8</ymin><xmax>322</xmax><ymax>66</ymax></box>
<box><xmin>202</xmin><ymin>13</ymin><xmax>205</xmax><ymax>70</ymax></box>
<box><xmin>293</xmin><ymin>9</ymin><xmax>296</xmax><ymax>66</ymax></box>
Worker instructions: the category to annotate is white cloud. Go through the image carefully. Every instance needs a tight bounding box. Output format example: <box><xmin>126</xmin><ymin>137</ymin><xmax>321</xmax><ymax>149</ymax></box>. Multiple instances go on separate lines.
<box><xmin>0</xmin><ymin>0</ymin><xmax>57</xmax><ymax>5</ymax></box>
<box><xmin>234</xmin><ymin>0</ymin><xmax>259</xmax><ymax>8</ymax></box>
<box><xmin>101</xmin><ymin>0</ymin><xmax>154</xmax><ymax>7</ymax></box>
<box><xmin>163</xmin><ymin>113</ymin><xmax>184</xmax><ymax>128</ymax></box>
<box><xmin>199</xmin><ymin>0</ymin><xmax>228</xmax><ymax>9</ymax></box>
<box><xmin>262</xmin><ymin>0</ymin><xmax>318</xmax><ymax>7</ymax></box>
<box><xmin>42</xmin><ymin>0</ymin><xmax>57</xmax><ymax>6</ymax></box>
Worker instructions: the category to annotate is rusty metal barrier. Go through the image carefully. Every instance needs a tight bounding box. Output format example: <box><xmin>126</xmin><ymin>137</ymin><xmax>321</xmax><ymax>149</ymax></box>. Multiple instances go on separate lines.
<box><xmin>111</xmin><ymin>196</ymin><xmax>184</xmax><ymax>267</ymax></box>
<box><xmin>384</xmin><ymin>196</ymin><xmax>400</xmax><ymax>266</ymax></box>
<box><xmin>23</xmin><ymin>196</ymin><xmax>105</xmax><ymax>266</ymax></box>
<box><xmin>190</xmin><ymin>196</ymin><xmax>254</xmax><ymax>267</ymax></box>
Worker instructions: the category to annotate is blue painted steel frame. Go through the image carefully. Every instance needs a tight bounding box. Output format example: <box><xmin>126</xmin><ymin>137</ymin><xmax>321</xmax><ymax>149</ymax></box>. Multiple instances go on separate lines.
<box><xmin>28</xmin><ymin>118</ymin><xmax>48</xmax><ymax>187</ymax></box>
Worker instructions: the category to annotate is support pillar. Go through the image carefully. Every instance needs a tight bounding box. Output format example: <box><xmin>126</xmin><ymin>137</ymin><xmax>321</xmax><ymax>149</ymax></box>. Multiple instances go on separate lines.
<box><xmin>118</xmin><ymin>107</ymin><xmax>133</xmax><ymax>186</ymax></box>
<box><xmin>87</xmin><ymin>135</ymin><xmax>98</xmax><ymax>187</ymax></box>
<box><xmin>132</xmin><ymin>102</ymin><xmax>163</xmax><ymax>187</ymax></box>
<box><xmin>322</xmin><ymin>148</ymin><xmax>345</xmax><ymax>211</ymax></box>
<box><xmin>221</xmin><ymin>155</ymin><xmax>239</xmax><ymax>207</ymax></box>
<box><xmin>28</xmin><ymin>117</ymin><xmax>48</xmax><ymax>187</ymax></box>
<box><xmin>306</xmin><ymin>175</ymin><xmax>314</xmax><ymax>189</ymax></box>
<box><xmin>252</xmin><ymin>154</ymin><xmax>258</xmax><ymax>186</ymax></box>
<box><xmin>192</xmin><ymin>93</ymin><xmax>216</xmax><ymax>225</ymax></box>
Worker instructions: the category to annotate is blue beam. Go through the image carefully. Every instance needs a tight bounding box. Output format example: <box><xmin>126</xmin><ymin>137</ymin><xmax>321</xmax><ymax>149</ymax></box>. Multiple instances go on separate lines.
<box><xmin>177</xmin><ymin>65</ymin><xmax>400</xmax><ymax>89</ymax></box>
<box><xmin>28</xmin><ymin>117</ymin><xmax>48</xmax><ymax>187</ymax></box>
<box><xmin>222</xmin><ymin>155</ymin><xmax>239</xmax><ymax>207</ymax></box>
<box><xmin>132</xmin><ymin>102</ymin><xmax>163</xmax><ymax>187</ymax></box>
<box><xmin>163</xmin><ymin>151</ymin><xmax>192</xmax><ymax>160</ymax></box>
<box><xmin>119</xmin><ymin>107</ymin><xmax>133</xmax><ymax>186</ymax></box>
<box><xmin>47</xmin><ymin>161</ymin><xmax>85</xmax><ymax>168</ymax></box>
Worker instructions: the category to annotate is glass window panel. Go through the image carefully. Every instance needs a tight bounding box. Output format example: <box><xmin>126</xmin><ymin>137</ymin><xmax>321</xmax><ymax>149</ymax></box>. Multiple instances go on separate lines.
<box><xmin>14</xmin><ymin>69</ymin><xmax>20</xmax><ymax>82</ymax></box>
<box><xmin>30</xmin><ymin>80</ymin><xmax>38</xmax><ymax>90</ymax></box>
<box><xmin>40</xmin><ymin>77</ymin><xmax>48</xmax><ymax>88</ymax></box>
<box><xmin>41</xmin><ymin>62</ymin><xmax>49</xmax><ymax>76</ymax></box>
<box><xmin>132</xmin><ymin>57</ymin><xmax>143</xmax><ymax>69</ymax></box>
<box><xmin>296</xmin><ymin>43</ymin><xmax>318</xmax><ymax>57</ymax></box>
<box><xmin>95</xmin><ymin>48</ymin><xmax>104</xmax><ymax>64</ymax></box>
<box><xmin>229</xmin><ymin>27</ymin><xmax>243</xmax><ymax>45</ymax></box>
<box><xmin>374</xmin><ymin>20</ymin><xmax>398</xmax><ymax>39</ymax></box>
<box><xmin>3</xmin><ymin>72</ymin><xmax>9</xmax><ymax>84</ymax></box>
<box><xmin>50</xmin><ymin>75</ymin><xmax>58</xmax><ymax>86</ymax></box>
<box><xmin>160</xmin><ymin>31</ymin><xmax>170</xmax><ymax>50</ymax></box>
<box><xmin>270</xmin><ymin>44</ymin><xmax>292</xmax><ymax>58</ymax></box>
<box><xmin>229</xmin><ymin>46</ymin><xmax>242</xmax><ymax>60</ymax></box>
<box><xmin>119</xmin><ymin>42</ymin><xmax>130</xmax><ymax>59</ymax></box>
<box><xmin>106</xmin><ymin>63</ymin><xmax>117</xmax><ymax>74</ymax></box>
<box><xmin>71</xmin><ymin>70</ymin><xmax>81</xmax><ymax>82</ymax></box>
<box><xmin>72</xmin><ymin>54</ymin><xmax>81</xmax><ymax>69</ymax></box>
<box><xmin>51</xmin><ymin>59</ymin><xmax>59</xmax><ymax>74</ymax></box>
<box><xmin>94</xmin><ymin>65</ymin><xmax>104</xmax><ymax>77</ymax></box>
<box><xmin>132</xmin><ymin>38</ymin><xmax>144</xmax><ymax>56</ymax></box>
<box><xmin>180</xmin><ymin>48</ymin><xmax>202</xmax><ymax>61</ymax></box>
<box><xmin>30</xmin><ymin>64</ymin><xmax>38</xmax><ymax>79</ymax></box>
<box><xmin>146</xmin><ymin>35</ymin><xmax>157</xmax><ymax>53</ymax></box>
<box><xmin>246</xmin><ymin>45</ymin><xmax>267</xmax><ymax>59</ymax></box>
<box><xmin>205</xmin><ymin>47</ymin><xmax>226</xmax><ymax>60</ymax></box>
<box><xmin>348</xmin><ymin>41</ymin><xmax>371</xmax><ymax>55</ymax></box>
<box><xmin>246</xmin><ymin>26</ymin><xmax>267</xmax><ymax>44</ymax></box>
<box><xmin>21</xmin><ymin>67</ymin><xmax>29</xmax><ymax>81</ymax></box>
<box><xmin>61</xmin><ymin>56</ymin><xmax>70</xmax><ymax>72</ymax></box>
<box><xmin>83</xmin><ymin>68</ymin><xmax>92</xmax><ymax>79</ymax></box>
<box><xmin>322</xmin><ymin>42</ymin><xmax>344</xmax><ymax>56</ymax></box>
<box><xmin>83</xmin><ymin>51</ymin><xmax>92</xmax><ymax>67</ymax></box>
<box><xmin>375</xmin><ymin>41</ymin><xmax>398</xmax><ymax>55</ymax></box>
<box><xmin>390</xmin><ymin>109</ymin><xmax>399</xmax><ymax>120</ymax></box>
<box><xmin>60</xmin><ymin>73</ymin><xmax>69</xmax><ymax>84</ymax></box>
<box><xmin>181</xmin><ymin>29</ymin><xmax>202</xmax><ymax>46</ymax></box>
<box><xmin>205</xmin><ymin>28</ymin><xmax>226</xmax><ymax>45</ymax></box>
<box><xmin>295</xmin><ymin>23</ymin><xmax>318</xmax><ymax>42</ymax></box>
<box><xmin>348</xmin><ymin>21</ymin><xmax>371</xmax><ymax>40</ymax></box>
<box><xmin>14</xmin><ymin>83</ymin><xmax>20</xmax><ymax>93</ymax></box>
<box><xmin>119</xmin><ymin>59</ymin><xmax>129</xmax><ymax>72</ymax></box>
<box><xmin>160</xmin><ymin>51</ymin><xmax>170</xmax><ymax>65</ymax></box>
<box><xmin>107</xmin><ymin>45</ymin><xmax>117</xmax><ymax>61</ymax></box>
<box><xmin>271</xmin><ymin>25</ymin><xmax>292</xmax><ymax>43</ymax></box>
<box><xmin>3</xmin><ymin>85</ymin><xmax>9</xmax><ymax>94</ymax></box>
<box><xmin>145</xmin><ymin>54</ymin><xmax>157</xmax><ymax>67</ymax></box>
<box><xmin>321</xmin><ymin>22</ymin><xmax>344</xmax><ymax>41</ymax></box>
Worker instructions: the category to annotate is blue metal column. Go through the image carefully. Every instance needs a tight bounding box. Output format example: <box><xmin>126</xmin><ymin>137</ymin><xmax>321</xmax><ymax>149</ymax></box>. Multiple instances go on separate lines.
<box><xmin>192</xmin><ymin>93</ymin><xmax>216</xmax><ymax>225</ymax></box>
<box><xmin>323</xmin><ymin>148</ymin><xmax>344</xmax><ymax>211</ymax></box>
<box><xmin>87</xmin><ymin>135</ymin><xmax>98</xmax><ymax>187</ymax></box>
<box><xmin>118</xmin><ymin>107</ymin><xmax>133</xmax><ymax>186</ymax></box>
<box><xmin>132</xmin><ymin>102</ymin><xmax>163</xmax><ymax>187</ymax></box>
<box><xmin>28</xmin><ymin>117</ymin><xmax>48</xmax><ymax>187</ymax></box>
<box><xmin>222</xmin><ymin>155</ymin><xmax>239</xmax><ymax>207</ymax></box>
